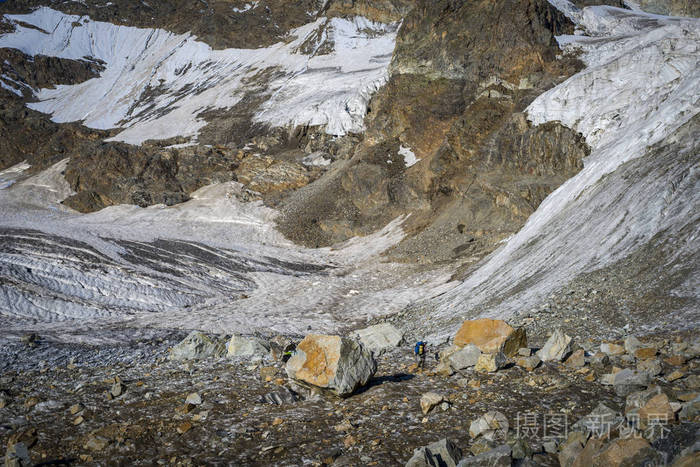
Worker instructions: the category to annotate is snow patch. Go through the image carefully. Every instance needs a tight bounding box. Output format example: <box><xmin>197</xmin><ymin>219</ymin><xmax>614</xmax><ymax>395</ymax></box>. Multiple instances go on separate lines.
<box><xmin>232</xmin><ymin>2</ymin><xmax>258</xmax><ymax>13</ymax></box>
<box><xmin>0</xmin><ymin>8</ymin><xmax>398</xmax><ymax>145</ymax></box>
<box><xmin>0</xmin><ymin>161</ymin><xmax>31</xmax><ymax>189</ymax></box>
<box><xmin>398</xmin><ymin>145</ymin><xmax>420</xmax><ymax>168</ymax></box>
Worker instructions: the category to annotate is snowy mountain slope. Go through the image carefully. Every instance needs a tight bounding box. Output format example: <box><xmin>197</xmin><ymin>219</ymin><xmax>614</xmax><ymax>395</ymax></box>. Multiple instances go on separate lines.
<box><xmin>0</xmin><ymin>7</ymin><xmax>398</xmax><ymax>144</ymax></box>
<box><xmin>429</xmin><ymin>1</ymin><xmax>699</xmax><ymax>336</ymax></box>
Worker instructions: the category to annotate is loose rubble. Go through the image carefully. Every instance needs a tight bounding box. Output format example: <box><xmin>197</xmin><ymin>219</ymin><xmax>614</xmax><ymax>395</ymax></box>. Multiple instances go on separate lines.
<box><xmin>1</xmin><ymin>323</ymin><xmax>697</xmax><ymax>466</ymax></box>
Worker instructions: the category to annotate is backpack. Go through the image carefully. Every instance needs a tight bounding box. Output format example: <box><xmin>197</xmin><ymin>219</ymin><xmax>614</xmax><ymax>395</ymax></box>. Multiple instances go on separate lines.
<box><xmin>414</xmin><ymin>341</ymin><xmax>425</xmax><ymax>356</ymax></box>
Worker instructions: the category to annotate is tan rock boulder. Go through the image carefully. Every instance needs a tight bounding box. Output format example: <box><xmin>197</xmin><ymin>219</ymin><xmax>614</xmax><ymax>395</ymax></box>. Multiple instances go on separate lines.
<box><xmin>565</xmin><ymin>349</ymin><xmax>586</xmax><ymax>368</ymax></box>
<box><xmin>590</xmin><ymin>438</ymin><xmax>660</xmax><ymax>466</ymax></box>
<box><xmin>285</xmin><ymin>334</ymin><xmax>376</xmax><ymax>396</ymax></box>
<box><xmin>454</xmin><ymin>319</ymin><xmax>526</xmax><ymax>356</ymax></box>
<box><xmin>638</xmin><ymin>393</ymin><xmax>675</xmax><ymax>430</ymax></box>
<box><xmin>516</xmin><ymin>354</ymin><xmax>541</xmax><ymax>371</ymax></box>
<box><xmin>475</xmin><ymin>352</ymin><xmax>507</xmax><ymax>373</ymax></box>
<box><xmin>420</xmin><ymin>392</ymin><xmax>445</xmax><ymax>415</ymax></box>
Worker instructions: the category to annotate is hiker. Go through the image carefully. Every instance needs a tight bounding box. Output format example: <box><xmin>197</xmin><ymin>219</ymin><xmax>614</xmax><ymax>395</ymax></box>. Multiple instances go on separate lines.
<box><xmin>414</xmin><ymin>341</ymin><xmax>427</xmax><ymax>369</ymax></box>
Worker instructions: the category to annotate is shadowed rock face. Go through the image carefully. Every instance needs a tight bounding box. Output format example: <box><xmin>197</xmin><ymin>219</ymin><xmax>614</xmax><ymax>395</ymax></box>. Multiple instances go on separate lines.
<box><xmin>277</xmin><ymin>0</ymin><xmax>589</xmax><ymax>263</ymax></box>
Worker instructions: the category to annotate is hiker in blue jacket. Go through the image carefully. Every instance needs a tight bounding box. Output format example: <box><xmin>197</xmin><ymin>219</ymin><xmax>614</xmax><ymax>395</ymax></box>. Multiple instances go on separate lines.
<box><xmin>414</xmin><ymin>341</ymin><xmax>427</xmax><ymax>369</ymax></box>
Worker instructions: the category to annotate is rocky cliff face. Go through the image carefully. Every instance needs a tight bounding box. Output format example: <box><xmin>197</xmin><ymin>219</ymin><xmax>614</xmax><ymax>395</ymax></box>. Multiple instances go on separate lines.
<box><xmin>277</xmin><ymin>0</ymin><xmax>589</xmax><ymax>267</ymax></box>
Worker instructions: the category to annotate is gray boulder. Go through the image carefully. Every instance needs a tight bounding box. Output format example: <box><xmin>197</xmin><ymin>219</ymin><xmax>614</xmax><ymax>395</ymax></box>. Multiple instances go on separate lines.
<box><xmin>350</xmin><ymin>323</ymin><xmax>404</xmax><ymax>356</ymax></box>
<box><xmin>611</xmin><ymin>368</ymin><xmax>651</xmax><ymax>396</ymax></box>
<box><xmin>571</xmin><ymin>402</ymin><xmax>624</xmax><ymax>436</ymax></box>
<box><xmin>258</xmin><ymin>387</ymin><xmax>300</xmax><ymax>405</ymax></box>
<box><xmin>406</xmin><ymin>438</ymin><xmax>462</xmax><ymax>467</ymax></box>
<box><xmin>437</xmin><ymin>344</ymin><xmax>481</xmax><ymax>375</ymax></box>
<box><xmin>169</xmin><ymin>331</ymin><xmax>227</xmax><ymax>361</ymax></box>
<box><xmin>457</xmin><ymin>445</ymin><xmax>511</xmax><ymax>466</ymax></box>
<box><xmin>536</xmin><ymin>329</ymin><xmax>572</xmax><ymax>362</ymax></box>
<box><xmin>227</xmin><ymin>335</ymin><xmax>271</xmax><ymax>360</ymax></box>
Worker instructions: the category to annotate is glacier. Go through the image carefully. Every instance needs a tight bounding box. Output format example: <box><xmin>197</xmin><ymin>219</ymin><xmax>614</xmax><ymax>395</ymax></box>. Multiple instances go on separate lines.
<box><xmin>430</xmin><ymin>1</ymin><xmax>699</xmax><ymax>337</ymax></box>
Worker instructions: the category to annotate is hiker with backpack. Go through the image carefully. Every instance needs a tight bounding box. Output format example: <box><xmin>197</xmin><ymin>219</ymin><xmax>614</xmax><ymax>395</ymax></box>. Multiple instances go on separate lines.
<box><xmin>414</xmin><ymin>341</ymin><xmax>427</xmax><ymax>369</ymax></box>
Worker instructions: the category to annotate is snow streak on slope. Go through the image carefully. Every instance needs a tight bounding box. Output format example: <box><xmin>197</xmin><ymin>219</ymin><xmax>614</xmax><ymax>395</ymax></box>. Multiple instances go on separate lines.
<box><xmin>432</xmin><ymin>2</ymin><xmax>699</xmax><ymax>335</ymax></box>
<box><xmin>0</xmin><ymin>8</ymin><xmax>398</xmax><ymax>144</ymax></box>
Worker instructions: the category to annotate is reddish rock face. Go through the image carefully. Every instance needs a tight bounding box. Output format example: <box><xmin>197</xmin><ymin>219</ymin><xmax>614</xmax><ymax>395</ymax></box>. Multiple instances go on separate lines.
<box><xmin>454</xmin><ymin>319</ymin><xmax>526</xmax><ymax>356</ymax></box>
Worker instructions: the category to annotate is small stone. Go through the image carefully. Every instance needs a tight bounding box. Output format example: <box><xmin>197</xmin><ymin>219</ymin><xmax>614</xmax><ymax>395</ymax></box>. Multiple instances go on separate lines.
<box><xmin>406</xmin><ymin>438</ymin><xmax>462</xmax><ymax>467</ymax></box>
<box><xmin>517</xmin><ymin>347</ymin><xmax>532</xmax><ymax>356</ymax></box>
<box><xmin>69</xmin><ymin>404</ymin><xmax>83</xmax><ymax>415</ymax></box>
<box><xmin>665</xmin><ymin>355</ymin><xmax>686</xmax><ymax>366</ymax></box>
<box><xmin>110</xmin><ymin>381</ymin><xmax>125</xmax><ymax>399</ymax></box>
<box><xmin>176</xmin><ymin>421</ymin><xmax>192</xmax><ymax>434</ymax></box>
<box><xmin>420</xmin><ymin>392</ymin><xmax>444</xmax><ymax>415</ymax></box>
<box><xmin>678</xmin><ymin>392</ymin><xmax>698</xmax><ymax>402</ymax></box>
<box><xmin>0</xmin><ymin>396</ymin><xmax>7</xmax><ymax>409</ymax></box>
<box><xmin>637</xmin><ymin>358</ymin><xmax>662</xmax><ymax>377</ymax></box>
<box><xmin>590</xmin><ymin>352</ymin><xmax>610</xmax><ymax>366</ymax></box>
<box><xmin>634</xmin><ymin>348</ymin><xmax>657</xmax><ymax>360</ymax></box>
<box><xmin>475</xmin><ymin>352</ymin><xmax>507</xmax><ymax>373</ymax></box>
<box><xmin>600</xmin><ymin>342</ymin><xmax>625</xmax><ymax>356</ymax></box>
<box><xmin>564</xmin><ymin>349</ymin><xmax>585</xmax><ymax>368</ymax></box>
<box><xmin>604</xmin><ymin>368</ymin><xmax>651</xmax><ymax>396</ymax></box>
<box><xmin>458</xmin><ymin>445</ymin><xmax>511</xmax><ymax>466</ymax></box>
<box><xmin>542</xmin><ymin>440</ymin><xmax>558</xmax><ymax>454</ymax></box>
<box><xmin>591</xmin><ymin>437</ymin><xmax>660</xmax><ymax>466</ymax></box>
<box><xmin>516</xmin><ymin>355</ymin><xmax>540</xmax><ymax>371</ymax></box>
<box><xmin>469</xmin><ymin>411</ymin><xmax>509</xmax><ymax>441</ymax></box>
<box><xmin>571</xmin><ymin>403</ymin><xmax>624</xmax><ymax>435</ymax></box>
<box><xmin>185</xmin><ymin>393</ymin><xmax>202</xmax><ymax>405</ymax></box>
<box><xmin>84</xmin><ymin>435</ymin><xmax>109</xmax><ymax>451</ymax></box>
<box><xmin>638</xmin><ymin>393</ymin><xmax>674</xmax><ymax>430</ymax></box>
<box><xmin>260</xmin><ymin>367</ymin><xmax>277</xmax><ymax>382</ymax></box>
<box><xmin>537</xmin><ymin>329</ymin><xmax>572</xmax><ymax>362</ymax></box>
<box><xmin>558</xmin><ymin>431</ymin><xmax>587</xmax><ymax>467</ymax></box>
<box><xmin>624</xmin><ymin>336</ymin><xmax>642</xmax><ymax>354</ymax></box>
<box><xmin>668</xmin><ymin>370</ymin><xmax>685</xmax><ymax>382</ymax></box>
<box><xmin>343</xmin><ymin>435</ymin><xmax>356</xmax><ymax>448</ymax></box>
<box><xmin>272</xmin><ymin>417</ymin><xmax>283</xmax><ymax>426</ymax></box>
<box><xmin>24</xmin><ymin>397</ymin><xmax>39</xmax><ymax>408</ymax></box>
<box><xmin>5</xmin><ymin>442</ymin><xmax>30</xmax><ymax>466</ymax></box>
<box><xmin>73</xmin><ymin>416</ymin><xmax>84</xmax><ymax>425</ymax></box>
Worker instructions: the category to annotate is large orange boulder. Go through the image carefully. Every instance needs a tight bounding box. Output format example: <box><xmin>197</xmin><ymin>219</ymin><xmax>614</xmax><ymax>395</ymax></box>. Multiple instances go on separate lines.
<box><xmin>454</xmin><ymin>319</ymin><xmax>526</xmax><ymax>356</ymax></box>
<box><xmin>285</xmin><ymin>334</ymin><xmax>376</xmax><ymax>396</ymax></box>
